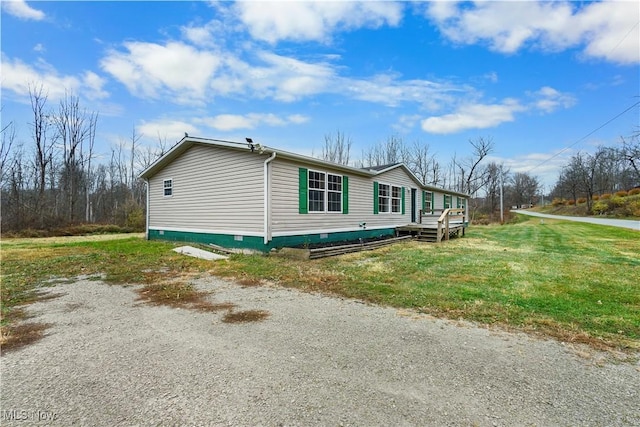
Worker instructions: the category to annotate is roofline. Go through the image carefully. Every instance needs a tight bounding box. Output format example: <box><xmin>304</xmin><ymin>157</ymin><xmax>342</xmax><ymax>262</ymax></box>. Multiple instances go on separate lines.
<box><xmin>139</xmin><ymin>135</ymin><xmax>469</xmax><ymax>197</ymax></box>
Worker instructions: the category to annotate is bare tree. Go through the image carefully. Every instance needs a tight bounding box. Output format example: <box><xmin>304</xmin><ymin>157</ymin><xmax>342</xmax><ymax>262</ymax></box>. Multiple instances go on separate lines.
<box><xmin>361</xmin><ymin>135</ymin><xmax>410</xmax><ymax>167</ymax></box>
<box><xmin>509</xmin><ymin>172</ymin><xmax>540</xmax><ymax>208</ymax></box>
<box><xmin>620</xmin><ymin>130</ymin><xmax>640</xmax><ymax>182</ymax></box>
<box><xmin>83</xmin><ymin>111</ymin><xmax>98</xmax><ymax>222</ymax></box>
<box><xmin>409</xmin><ymin>140</ymin><xmax>438</xmax><ymax>185</ymax></box>
<box><xmin>452</xmin><ymin>137</ymin><xmax>494</xmax><ymax>195</ymax></box>
<box><xmin>316</xmin><ymin>130</ymin><xmax>352</xmax><ymax>165</ymax></box>
<box><xmin>28</xmin><ymin>84</ymin><xmax>55</xmax><ymax>226</ymax></box>
<box><xmin>52</xmin><ymin>92</ymin><xmax>98</xmax><ymax>223</ymax></box>
<box><xmin>484</xmin><ymin>162</ymin><xmax>509</xmax><ymax>214</ymax></box>
<box><xmin>0</xmin><ymin>121</ymin><xmax>16</xmax><ymax>185</ymax></box>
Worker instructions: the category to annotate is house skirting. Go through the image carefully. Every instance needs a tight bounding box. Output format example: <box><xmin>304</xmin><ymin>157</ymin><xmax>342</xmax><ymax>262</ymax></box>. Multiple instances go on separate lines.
<box><xmin>148</xmin><ymin>228</ymin><xmax>397</xmax><ymax>252</ymax></box>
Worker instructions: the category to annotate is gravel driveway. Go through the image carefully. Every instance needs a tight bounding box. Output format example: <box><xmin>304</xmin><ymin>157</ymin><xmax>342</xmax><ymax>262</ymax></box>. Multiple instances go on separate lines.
<box><xmin>2</xmin><ymin>277</ymin><xmax>639</xmax><ymax>426</ymax></box>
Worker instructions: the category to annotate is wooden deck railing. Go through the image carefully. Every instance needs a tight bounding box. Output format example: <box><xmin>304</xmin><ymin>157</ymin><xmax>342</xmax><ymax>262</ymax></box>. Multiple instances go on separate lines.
<box><xmin>436</xmin><ymin>208</ymin><xmax>465</xmax><ymax>242</ymax></box>
<box><xmin>419</xmin><ymin>208</ymin><xmax>466</xmax><ymax>242</ymax></box>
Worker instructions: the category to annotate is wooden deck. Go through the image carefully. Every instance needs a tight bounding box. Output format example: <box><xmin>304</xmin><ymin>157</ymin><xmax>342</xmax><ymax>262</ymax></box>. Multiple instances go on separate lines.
<box><xmin>397</xmin><ymin>208</ymin><xmax>467</xmax><ymax>243</ymax></box>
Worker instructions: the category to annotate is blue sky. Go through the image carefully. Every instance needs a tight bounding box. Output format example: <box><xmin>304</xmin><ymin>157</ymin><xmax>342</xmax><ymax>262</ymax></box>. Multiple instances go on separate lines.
<box><xmin>2</xmin><ymin>0</ymin><xmax>639</xmax><ymax>190</ymax></box>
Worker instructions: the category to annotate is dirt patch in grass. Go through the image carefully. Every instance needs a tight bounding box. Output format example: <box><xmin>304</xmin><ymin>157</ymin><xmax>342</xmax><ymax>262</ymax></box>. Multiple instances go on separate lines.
<box><xmin>135</xmin><ymin>282</ymin><xmax>235</xmax><ymax>313</ymax></box>
<box><xmin>0</xmin><ymin>322</ymin><xmax>51</xmax><ymax>355</ymax></box>
<box><xmin>237</xmin><ymin>277</ymin><xmax>262</xmax><ymax>287</ymax></box>
<box><xmin>222</xmin><ymin>310</ymin><xmax>270</xmax><ymax>323</ymax></box>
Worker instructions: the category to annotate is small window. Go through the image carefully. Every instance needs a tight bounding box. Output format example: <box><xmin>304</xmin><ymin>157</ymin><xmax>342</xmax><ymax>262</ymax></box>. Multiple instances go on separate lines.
<box><xmin>308</xmin><ymin>171</ymin><xmax>325</xmax><ymax>212</ymax></box>
<box><xmin>378</xmin><ymin>184</ymin><xmax>390</xmax><ymax>213</ymax></box>
<box><xmin>391</xmin><ymin>186</ymin><xmax>402</xmax><ymax>213</ymax></box>
<box><xmin>163</xmin><ymin>179</ymin><xmax>173</xmax><ymax>197</ymax></box>
<box><xmin>444</xmin><ymin>194</ymin><xmax>452</xmax><ymax>209</ymax></box>
<box><xmin>424</xmin><ymin>191</ymin><xmax>433</xmax><ymax>213</ymax></box>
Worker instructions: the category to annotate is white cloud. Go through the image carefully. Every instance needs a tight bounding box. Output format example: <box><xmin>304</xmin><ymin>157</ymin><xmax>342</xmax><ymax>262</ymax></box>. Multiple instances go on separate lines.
<box><xmin>393</xmin><ymin>114</ymin><xmax>422</xmax><ymax>132</ymax></box>
<box><xmin>426</xmin><ymin>0</ymin><xmax>639</xmax><ymax>64</ymax></box>
<box><xmin>180</xmin><ymin>19</ymin><xmax>227</xmax><ymax>47</ymax></box>
<box><xmin>343</xmin><ymin>72</ymin><xmax>464</xmax><ymax>109</ymax></box>
<box><xmin>96</xmin><ymin>34</ymin><xmax>470</xmax><ymax>111</ymax></box>
<box><xmin>233</xmin><ymin>1</ymin><xmax>403</xmax><ymax>44</ymax></box>
<box><xmin>421</xmin><ymin>99</ymin><xmax>525</xmax><ymax>134</ymax></box>
<box><xmin>33</xmin><ymin>43</ymin><xmax>45</xmax><ymax>53</ymax></box>
<box><xmin>487</xmin><ymin>150</ymin><xmax>576</xmax><ymax>191</ymax></box>
<box><xmin>419</xmin><ymin>85</ymin><xmax>575</xmax><ymax>134</ymax></box>
<box><xmin>1</xmin><ymin>55</ymin><xmax>109</xmax><ymax>101</ymax></box>
<box><xmin>528</xmin><ymin>86</ymin><xmax>576</xmax><ymax>113</ymax></box>
<box><xmin>137</xmin><ymin>120</ymin><xmax>200</xmax><ymax>143</ymax></box>
<box><xmin>1</xmin><ymin>0</ymin><xmax>45</xmax><ymax>21</ymax></box>
<box><xmin>100</xmin><ymin>41</ymin><xmax>221</xmax><ymax>103</ymax></box>
<box><xmin>249</xmin><ymin>52</ymin><xmax>336</xmax><ymax>101</ymax></box>
<box><xmin>194</xmin><ymin>113</ymin><xmax>310</xmax><ymax>131</ymax></box>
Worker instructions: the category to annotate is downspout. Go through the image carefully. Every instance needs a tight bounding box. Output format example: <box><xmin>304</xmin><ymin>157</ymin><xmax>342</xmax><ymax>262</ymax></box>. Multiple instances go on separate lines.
<box><xmin>263</xmin><ymin>152</ymin><xmax>277</xmax><ymax>245</ymax></box>
<box><xmin>145</xmin><ymin>178</ymin><xmax>150</xmax><ymax>240</ymax></box>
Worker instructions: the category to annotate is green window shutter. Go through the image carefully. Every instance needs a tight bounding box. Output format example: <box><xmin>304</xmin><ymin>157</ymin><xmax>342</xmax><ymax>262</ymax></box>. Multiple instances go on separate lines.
<box><xmin>342</xmin><ymin>175</ymin><xmax>349</xmax><ymax>214</ymax></box>
<box><xmin>298</xmin><ymin>168</ymin><xmax>308</xmax><ymax>214</ymax></box>
<box><xmin>444</xmin><ymin>194</ymin><xmax>447</xmax><ymax>209</ymax></box>
<box><xmin>431</xmin><ymin>192</ymin><xmax>435</xmax><ymax>213</ymax></box>
<box><xmin>401</xmin><ymin>187</ymin><xmax>405</xmax><ymax>215</ymax></box>
<box><xmin>422</xmin><ymin>191</ymin><xmax>426</xmax><ymax>211</ymax></box>
<box><xmin>373</xmin><ymin>181</ymin><xmax>379</xmax><ymax>214</ymax></box>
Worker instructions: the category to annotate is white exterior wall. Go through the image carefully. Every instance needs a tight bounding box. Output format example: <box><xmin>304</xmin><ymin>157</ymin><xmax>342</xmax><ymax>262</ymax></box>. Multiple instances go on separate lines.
<box><xmin>270</xmin><ymin>159</ymin><xmax>418</xmax><ymax>236</ymax></box>
<box><xmin>148</xmin><ymin>144</ymin><xmax>264</xmax><ymax>235</ymax></box>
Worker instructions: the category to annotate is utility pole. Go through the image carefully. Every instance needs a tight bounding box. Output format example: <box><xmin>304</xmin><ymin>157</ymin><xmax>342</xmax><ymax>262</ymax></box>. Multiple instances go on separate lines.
<box><xmin>499</xmin><ymin>169</ymin><xmax>504</xmax><ymax>224</ymax></box>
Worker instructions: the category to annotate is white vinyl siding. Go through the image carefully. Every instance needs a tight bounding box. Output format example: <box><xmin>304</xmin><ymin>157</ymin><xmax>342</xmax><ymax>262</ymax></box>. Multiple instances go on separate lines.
<box><xmin>148</xmin><ymin>145</ymin><xmax>264</xmax><ymax>234</ymax></box>
<box><xmin>272</xmin><ymin>160</ymin><xmax>416</xmax><ymax>236</ymax></box>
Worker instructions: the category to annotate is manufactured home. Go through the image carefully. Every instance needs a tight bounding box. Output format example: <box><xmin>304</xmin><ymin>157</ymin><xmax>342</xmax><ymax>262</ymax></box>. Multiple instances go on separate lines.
<box><xmin>140</xmin><ymin>136</ymin><xmax>468</xmax><ymax>252</ymax></box>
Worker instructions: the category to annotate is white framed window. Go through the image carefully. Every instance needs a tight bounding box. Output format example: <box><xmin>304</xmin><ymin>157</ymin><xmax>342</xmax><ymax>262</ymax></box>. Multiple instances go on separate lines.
<box><xmin>163</xmin><ymin>179</ymin><xmax>173</xmax><ymax>197</ymax></box>
<box><xmin>377</xmin><ymin>183</ymin><xmax>401</xmax><ymax>214</ymax></box>
<box><xmin>378</xmin><ymin>183</ymin><xmax>390</xmax><ymax>213</ymax></box>
<box><xmin>391</xmin><ymin>186</ymin><xmax>402</xmax><ymax>213</ymax></box>
<box><xmin>444</xmin><ymin>194</ymin><xmax>452</xmax><ymax>209</ymax></box>
<box><xmin>424</xmin><ymin>191</ymin><xmax>433</xmax><ymax>213</ymax></box>
<box><xmin>308</xmin><ymin>170</ymin><xmax>342</xmax><ymax>213</ymax></box>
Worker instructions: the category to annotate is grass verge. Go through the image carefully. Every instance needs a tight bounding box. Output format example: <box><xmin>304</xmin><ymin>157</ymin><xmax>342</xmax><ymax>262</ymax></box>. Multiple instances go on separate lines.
<box><xmin>2</xmin><ymin>215</ymin><xmax>638</xmax><ymax>353</ymax></box>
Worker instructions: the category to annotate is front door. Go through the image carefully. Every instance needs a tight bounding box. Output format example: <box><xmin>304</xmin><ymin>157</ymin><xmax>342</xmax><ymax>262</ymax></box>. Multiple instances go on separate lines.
<box><xmin>411</xmin><ymin>188</ymin><xmax>417</xmax><ymax>223</ymax></box>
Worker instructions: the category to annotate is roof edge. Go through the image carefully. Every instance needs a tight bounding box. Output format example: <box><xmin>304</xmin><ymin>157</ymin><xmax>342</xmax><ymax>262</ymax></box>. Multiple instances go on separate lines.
<box><xmin>139</xmin><ymin>135</ymin><xmax>469</xmax><ymax>197</ymax></box>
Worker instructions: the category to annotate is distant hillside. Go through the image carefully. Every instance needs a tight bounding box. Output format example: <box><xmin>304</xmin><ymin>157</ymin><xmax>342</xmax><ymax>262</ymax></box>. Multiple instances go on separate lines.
<box><xmin>537</xmin><ymin>190</ymin><xmax>640</xmax><ymax>220</ymax></box>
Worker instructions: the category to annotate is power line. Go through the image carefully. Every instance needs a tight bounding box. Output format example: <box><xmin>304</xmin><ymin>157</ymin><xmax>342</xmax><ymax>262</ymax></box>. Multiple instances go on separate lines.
<box><xmin>526</xmin><ymin>99</ymin><xmax>640</xmax><ymax>174</ymax></box>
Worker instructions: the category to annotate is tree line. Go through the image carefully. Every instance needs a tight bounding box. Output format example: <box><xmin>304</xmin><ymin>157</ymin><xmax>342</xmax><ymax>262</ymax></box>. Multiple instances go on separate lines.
<box><xmin>3</xmin><ymin>84</ymin><xmax>637</xmax><ymax>233</ymax></box>
<box><xmin>317</xmin><ymin>131</ymin><xmax>541</xmax><ymax>221</ymax></box>
<box><xmin>550</xmin><ymin>133</ymin><xmax>640</xmax><ymax>211</ymax></box>
<box><xmin>1</xmin><ymin>85</ymin><xmax>167</xmax><ymax>233</ymax></box>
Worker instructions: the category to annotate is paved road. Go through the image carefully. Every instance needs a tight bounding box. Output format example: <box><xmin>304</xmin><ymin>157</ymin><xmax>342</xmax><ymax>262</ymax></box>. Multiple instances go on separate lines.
<box><xmin>513</xmin><ymin>210</ymin><xmax>640</xmax><ymax>231</ymax></box>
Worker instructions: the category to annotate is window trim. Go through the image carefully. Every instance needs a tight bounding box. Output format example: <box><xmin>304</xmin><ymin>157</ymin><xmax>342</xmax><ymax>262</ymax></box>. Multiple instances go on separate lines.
<box><xmin>423</xmin><ymin>191</ymin><xmax>433</xmax><ymax>214</ymax></box>
<box><xmin>444</xmin><ymin>194</ymin><xmax>452</xmax><ymax>209</ymax></box>
<box><xmin>307</xmin><ymin>169</ymin><xmax>343</xmax><ymax>214</ymax></box>
<box><xmin>377</xmin><ymin>182</ymin><xmax>403</xmax><ymax>214</ymax></box>
<box><xmin>163</xmin><ymin>178</ymin><xmax>173</xmax><ymax>197</ymax></box>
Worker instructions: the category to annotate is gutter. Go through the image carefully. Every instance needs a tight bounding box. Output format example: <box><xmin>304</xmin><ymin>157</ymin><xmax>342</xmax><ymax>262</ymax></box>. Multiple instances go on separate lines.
<box><xmin>145</xmin><ymin>179</ymin><xmax>150</xmax><ymax>240</ymax></box>
<box><xmin>263</xmin><ymin>152</ymin><xmax>277</xmax><ymax>244</ymax></box>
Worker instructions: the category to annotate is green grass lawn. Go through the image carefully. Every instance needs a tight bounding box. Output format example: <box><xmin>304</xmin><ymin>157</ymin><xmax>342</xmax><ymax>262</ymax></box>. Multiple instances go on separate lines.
<box><xmin>2</xmin><ymin>216</ymin><xmax>639</xmax><ymax>352</ymax></box>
